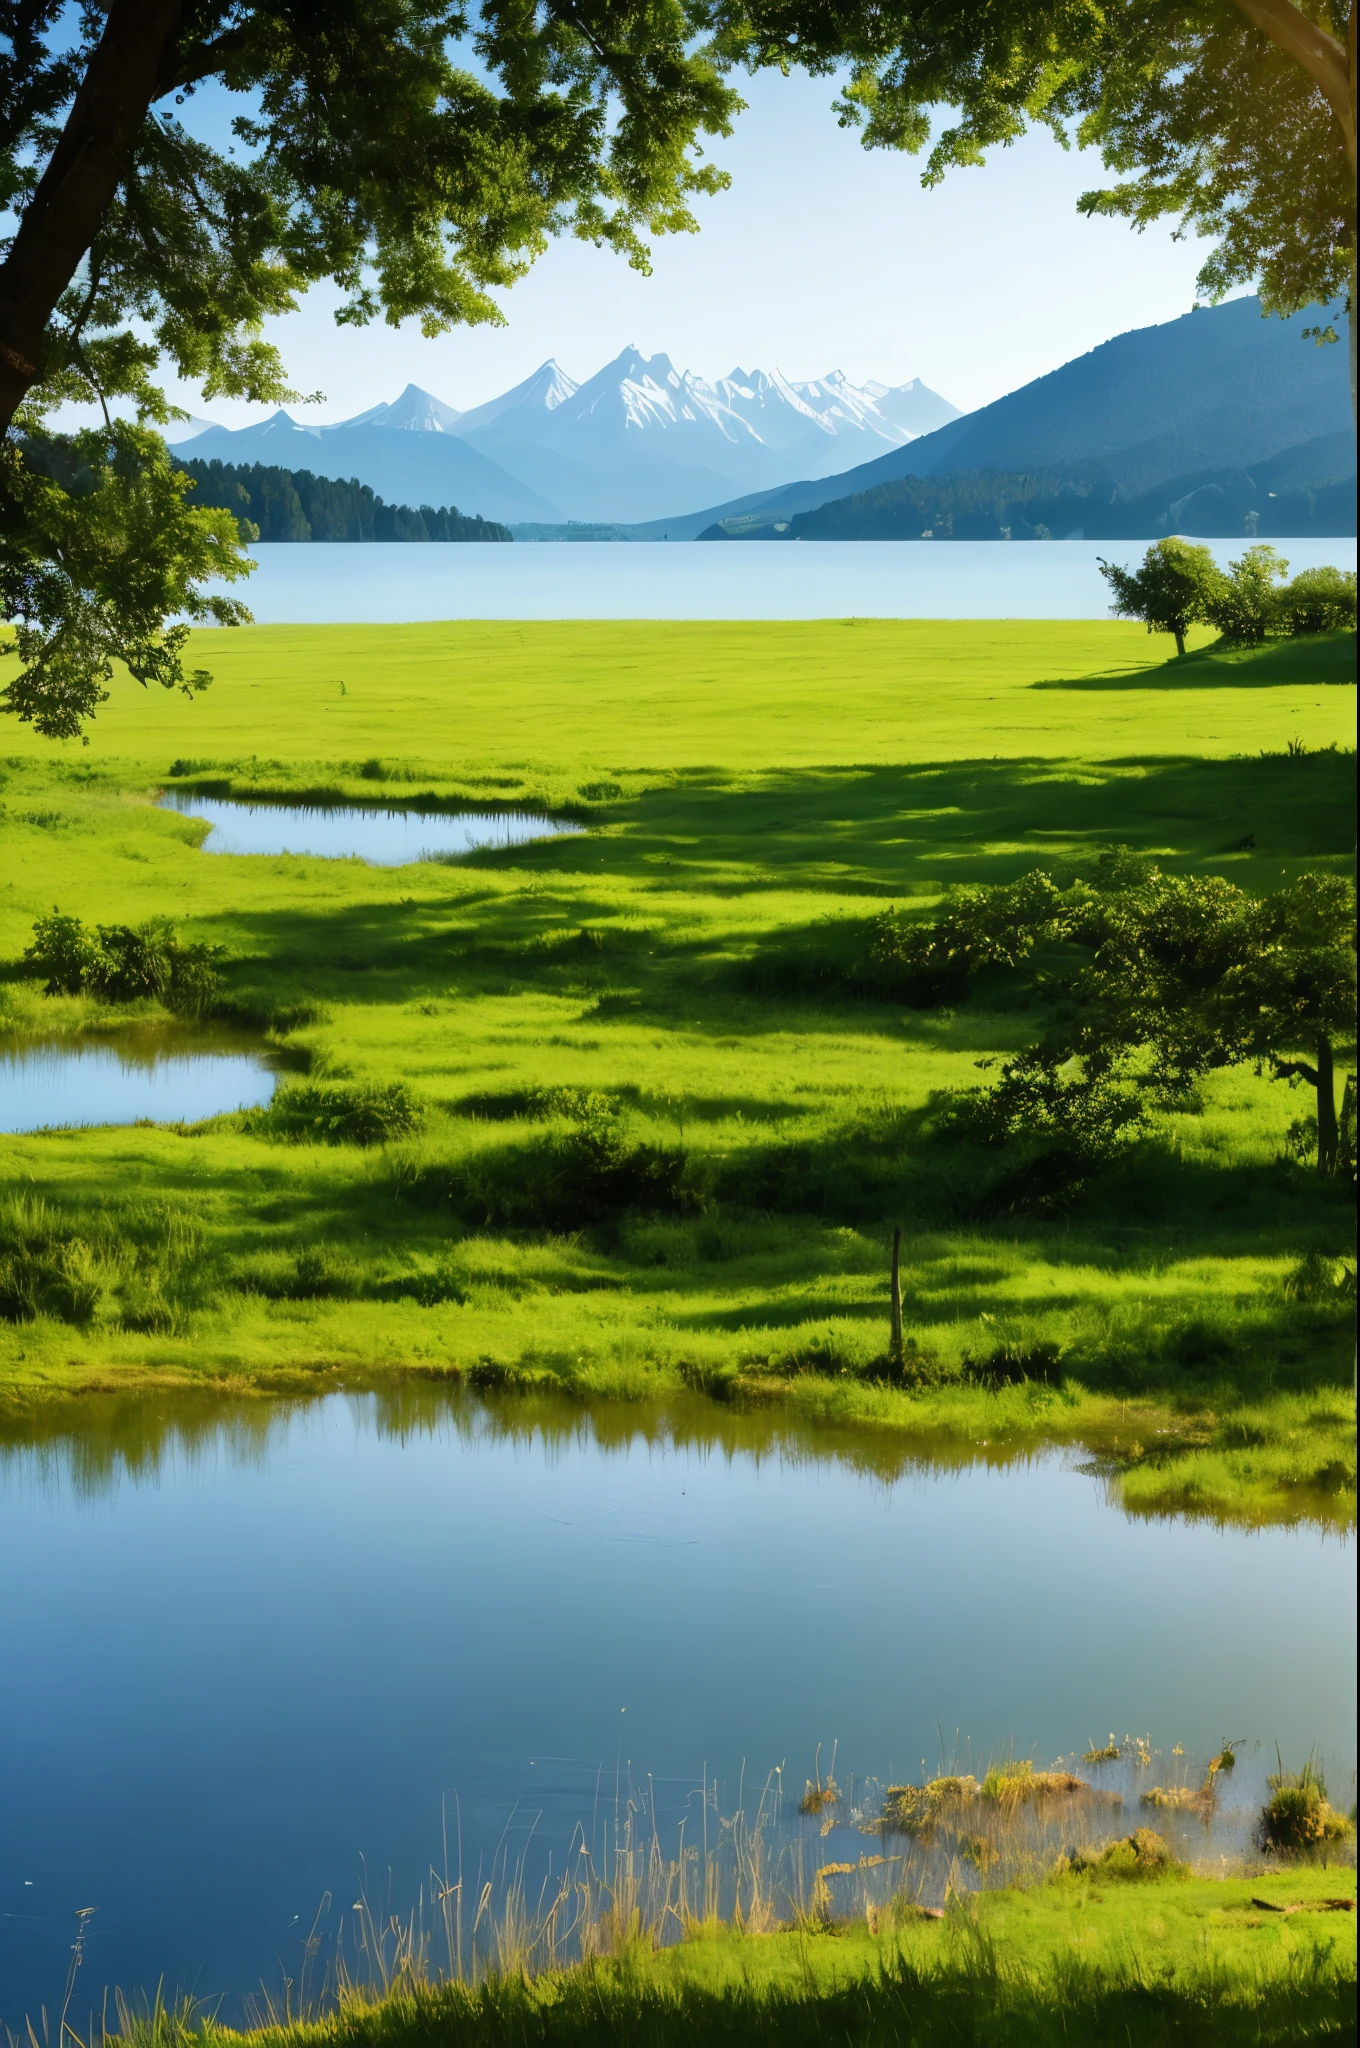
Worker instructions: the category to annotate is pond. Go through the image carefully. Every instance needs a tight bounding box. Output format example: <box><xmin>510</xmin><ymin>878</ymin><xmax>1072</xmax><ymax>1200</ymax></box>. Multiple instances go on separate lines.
<box><xmin>0</xmin><ymin>1031</ymin><xmax>277</xmax><ymax>1134</ymax></box>
<box><xmin>0</xmin><ymin>1389</ymin><xmax>1352</xmax><ymax>2025</ymax></box>
<box><xmin>160</xmin><ymin>793</ymin><xmax>583</xmax><ymax>864</ymax></box>
<box><xmin>207</xmin><ymin>537</ymin><xmax>1358</xmax><ymax>624</ymax></box>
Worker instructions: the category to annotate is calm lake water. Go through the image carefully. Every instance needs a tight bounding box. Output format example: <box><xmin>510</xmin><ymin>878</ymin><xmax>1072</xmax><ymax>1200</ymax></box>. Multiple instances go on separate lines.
<box><xmin>0</xmin><ymin>1033</ymin><xmax>276</xmax><ymax>1133</ymax></box>
<box><xmin>220</xmin><ymin>538</ymin><xmax>1358</xmax><ymax>623</ymax></box>
<box><xmin>1</xmin><ymin>1390</ymin><xmax>1353</xmax><ymax>2023</ymax></box>
<box><xmin>159</xmin><ymin>794</ymin><xmax>582</xmax><ymax>864</ymax></box>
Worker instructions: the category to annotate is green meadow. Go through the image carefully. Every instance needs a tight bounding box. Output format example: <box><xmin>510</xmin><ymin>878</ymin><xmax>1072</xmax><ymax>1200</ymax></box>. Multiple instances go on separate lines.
<box><xmin>1</xmin><ymin>619</ymin><xmax>1355</xmax><ymax>1526</ymax></box>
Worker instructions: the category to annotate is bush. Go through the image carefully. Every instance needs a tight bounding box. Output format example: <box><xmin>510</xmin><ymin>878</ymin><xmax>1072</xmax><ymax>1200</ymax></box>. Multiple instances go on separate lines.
<box><xmin>1257</xmin><ymin>1758</ymin><xmax>1353</xmax><ymax>1853</ymax></box>
<box><xmin>1059</xmin><ymin>1829</ymin><xmax>1188</xmax><ymax>1883</ymax></box>
<box><xmin>255</xmin><ymin>1080</ymin><xmax>424</xmax><ymax>1146</ymax></box>
<box><xmin>1274</xmin><ymin>565</ymin><xmax>1357</xmax><ymax>637</ymax></box>
<box><xmin>23</xmin><ymin>911</ymin><xmax>222</xmax><ymax>1014</ymax></box>
<box><xmin>21</xmin><ymin>911</ymin><xmax>90</xmax><ymax>994</ymax></box>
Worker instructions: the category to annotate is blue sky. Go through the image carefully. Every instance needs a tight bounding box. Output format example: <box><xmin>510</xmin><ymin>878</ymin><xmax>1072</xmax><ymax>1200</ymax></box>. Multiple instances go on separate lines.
<box><xmin>173</xmin><ymin>66</ymin><xmax>1229</xmax><ymax>429</ymax></box>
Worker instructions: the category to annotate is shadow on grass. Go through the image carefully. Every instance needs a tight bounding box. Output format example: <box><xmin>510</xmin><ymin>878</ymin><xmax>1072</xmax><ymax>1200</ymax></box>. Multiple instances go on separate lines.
<box><xmin>193</xmin><ymin>749</ymin><xmax>1357</xmax><ymax>1025</ymax></box>
<box><xmin>1032</xmin><ymin>631</ymin><xmax>1356</xmax><ymax>692</ymax></box>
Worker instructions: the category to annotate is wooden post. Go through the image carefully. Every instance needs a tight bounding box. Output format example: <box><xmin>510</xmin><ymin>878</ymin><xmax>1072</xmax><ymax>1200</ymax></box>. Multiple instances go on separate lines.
<box><xmin>890</xmin><ymin>1226</ymin><xmax>903</xmax><ymax>1367</ymax></box>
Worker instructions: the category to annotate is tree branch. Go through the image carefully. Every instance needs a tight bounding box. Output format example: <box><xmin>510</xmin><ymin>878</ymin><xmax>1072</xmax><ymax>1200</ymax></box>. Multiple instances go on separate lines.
<box><xmin>156</xmin><ymin>27</ymin><xmax>251</xmax><ymax>100</ymax></box>
<box><xmin>1273</xmin><ymin>1055</ymin><xmax>1321</xmax><ymax>1085</ymax></box>
<box><xmin>1229</xmin><ymin>0</ymin><xmax>1356</xmax><ymax>167</ymax></box>
<box><xmin>0</xmin><ymin>0</ymin><xmax>184</xmax><ymax>433</ymax></box>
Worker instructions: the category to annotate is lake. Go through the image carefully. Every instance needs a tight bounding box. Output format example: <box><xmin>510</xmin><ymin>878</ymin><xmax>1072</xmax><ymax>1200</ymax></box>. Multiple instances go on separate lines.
<box><xmin>0</xmin><ymin>1032</ymin><xmax>277</xmax><ymax>1134</ymax></box>
<box><xmin>159</xmin><ymin>794</ymin><xmax>582</xmax><ymax>864</ymax></box>
<box><xmin>1</xmin><ymin>1389</ymin><xmax>1353</xmax><ymax>2025</ymax></box>
<box><xmin>218</xmin><ymin>539</ymin><xmax>1358</xmax><ymax>624</ymax></box>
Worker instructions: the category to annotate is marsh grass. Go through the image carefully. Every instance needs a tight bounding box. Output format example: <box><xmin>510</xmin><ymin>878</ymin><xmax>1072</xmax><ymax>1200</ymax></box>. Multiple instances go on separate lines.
<box><xmin>28</xmin><ymin>1747</ymin><xmax>1356</xmax><ymax>2048</ymax></box>
<box><xmin>1257</xmin><ymin>1756</ymin><xmax>1355</xmax><ymax>1855</ymax></box>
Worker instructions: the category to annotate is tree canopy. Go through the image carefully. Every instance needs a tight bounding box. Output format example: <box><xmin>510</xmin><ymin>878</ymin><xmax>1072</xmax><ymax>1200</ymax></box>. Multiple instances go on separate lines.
<box><xmin>875</xmin><ymin>857</ymin><xmax>1358</xmax><ymax>1179</ymax></box>
<box><xmin>2</xmin><ymin>0</ymin><xmax>1355</xmax><ymax>737</ymax></box>
<box><xmin>1099</xmin><ymin>538</ymin><xmax>1226</xmax><ymax>655</ymax></box>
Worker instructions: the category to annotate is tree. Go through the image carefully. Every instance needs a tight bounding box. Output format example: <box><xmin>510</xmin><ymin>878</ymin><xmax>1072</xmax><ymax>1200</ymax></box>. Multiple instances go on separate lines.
<box><xmin>887</xmin><ymin>861</ymin><xmax>1357</xmax><ymax>1176</ymax></box>
<box><xmin>1201</xmin><ymin>542</ymin><xmax>1292</xmax><ymax>642</ymax></box>
<box><xmin>1275</xmin><ymin>563</ymin><xmax>1359</xmax><ymax>633</ymax></box>
<box><xmin>1</xmin><ymin>1</ymin><xmax>740</xmax><ymax>733</ymax></box>
<box><xmin>1098</xmin><ymin>538</ymin><xmax>1226</xmax><ymax>655</ymax></box>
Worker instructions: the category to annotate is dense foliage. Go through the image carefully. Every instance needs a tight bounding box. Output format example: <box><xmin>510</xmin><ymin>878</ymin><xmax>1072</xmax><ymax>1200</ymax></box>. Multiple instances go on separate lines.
<box><xmin>23</xmin><ymin>909</ymin><xmax>221</xmax><ymax>1014</ymax></box>
<box><xmin>1101</xmin><ymin>541</ymin><xmax>1358</xmax><ymax>649</ymax></box>
<box><xmin>0</xmin><ymin>0</ymin><xmax>739</xmax><ymax>733</ymax></box>
<box><xmin>1099</xmin><ymin>538</ymin><xmax>1225</xmax><ymax>655</ymax></box>
<box><xmin>871</xmin><ymin>858</ymin><xmax>1358</xmax><ymax>1177</ymax></box>
<box><xmin>179</xmin><ymin>457</ymin><xmax>512</xmax><ymax>542</ymax></box>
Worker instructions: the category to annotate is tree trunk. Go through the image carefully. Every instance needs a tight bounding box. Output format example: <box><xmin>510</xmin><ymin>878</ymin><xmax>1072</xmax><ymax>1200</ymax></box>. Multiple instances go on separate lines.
<box><xmin>1174</xmin><ymin>626</ymin><xmax>1187</xmax><ymax>657</ymax></box>
<box><xmin>890</xmin><ymin>1226</ymin><xmax>903</xmax><ymax>1365</ymax></box>
<box><xmin>1316</xmin><ymin>1032</ymin><xmax>1339</xmax><ymax>1175</ymax></box>
<box><xmin>0</xmin><ymin>0</ymin><xmax>183</xmax><ymax>434</ymax></box>
<box><xmin>1349</xmin><ymin>248</ymin><xmax>1357</xmax><ymax>426</ymax></box>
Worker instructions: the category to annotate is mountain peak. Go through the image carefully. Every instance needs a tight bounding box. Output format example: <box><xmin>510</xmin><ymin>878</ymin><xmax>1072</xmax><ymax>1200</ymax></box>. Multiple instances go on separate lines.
<box><xmin>337</xmin><ymin>384</ymin><xmax>463</xmax><ymax>433</ymax></box>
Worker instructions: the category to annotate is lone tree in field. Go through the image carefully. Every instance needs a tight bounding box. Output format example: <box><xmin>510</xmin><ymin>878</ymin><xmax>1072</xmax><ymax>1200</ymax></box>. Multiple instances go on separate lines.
<box><xmin>3</xmin><ymin>1</ymin><xmax>1354</xmax><ymax>738</ymax></box>
<box><xmin>889</xmin><ymin>862</ymin><xmax>1358</xmax><ymax>1177</ymax></box>
<box><xmin>1099</xmin><ymin>539</ymin><xmax>1227</xmax><ymax>656</ymax></box>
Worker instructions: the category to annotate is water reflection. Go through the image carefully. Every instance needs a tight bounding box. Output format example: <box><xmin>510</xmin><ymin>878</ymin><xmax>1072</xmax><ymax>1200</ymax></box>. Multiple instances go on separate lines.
<box><xmin>0</xmin><ymin>1029</ymin><xmax>278</xmax><ymax>1133</ymax></box>
<box><xmin>160</xmin><ymin>792</ymin><xmax>583</xmax><ymax>864</ymax></box>
<box><xmin>1</xmin><ymin>1385</ymin><xmax>1353</xmax><ymax>2022</ymax></box>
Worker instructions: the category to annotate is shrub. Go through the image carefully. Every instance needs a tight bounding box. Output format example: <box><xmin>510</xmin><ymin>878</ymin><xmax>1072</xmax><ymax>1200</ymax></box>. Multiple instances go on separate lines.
<box><xmin>1274</xmin><ymin>565</ymin><xmax>1357</xmax><ymax>637</ymax></box>
<box><xmin>22</xmin><ymin>911</ymin><xmax>91</xmax><ymax>994</ymax></box>
<box><xmin>1257</xmin><ymin>1758</ymin><xmax>1353</xmax><ymax>1852</ymax></box>
<box><xmin>22</xmin><ymin>911</ymin><xmax>221</xmax><ymax>1014</ymax></box>
<box><xmin>1060</xmin><ymin>1829</ymin><xmax>1188</xmax><ymax>1882</ymax></box>
<box><xmin>255</xmin><ymin>1081</ymin><xmax>424</xmax><ymax>1146</ymax></box>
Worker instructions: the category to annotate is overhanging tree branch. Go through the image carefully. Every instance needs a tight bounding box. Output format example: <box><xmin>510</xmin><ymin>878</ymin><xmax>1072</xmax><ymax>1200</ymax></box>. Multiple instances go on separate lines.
<box><xmin>0</xmin><ymin>0</ymin><xmax>184</xmax><ymax>430</ymax></box>
<box><xmin>1229</xmin><ymin>0</ymin><xmax>1355</xmax><ymax>166</ymax></box>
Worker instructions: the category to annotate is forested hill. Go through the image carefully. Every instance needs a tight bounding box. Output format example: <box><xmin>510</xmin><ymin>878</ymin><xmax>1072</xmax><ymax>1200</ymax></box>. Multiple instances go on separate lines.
<box><xmin>700</xmin><ymin>432</ymin><xmax>1357</xmax><ymax>543</ymax></box>
<box><xmin>180</xmin><ymin>458</ymin><xmax>513</xmax><ymax>543</ymax></box>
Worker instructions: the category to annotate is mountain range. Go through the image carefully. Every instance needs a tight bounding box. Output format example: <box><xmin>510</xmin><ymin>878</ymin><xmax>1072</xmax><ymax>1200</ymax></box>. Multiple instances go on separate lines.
<box><xmin>171</xmin><ymin>353</ymin><xmax>959</xmax><ymax>526</ymax></box>
<box><xmin>664</xmin><ymin>295</ymin><xmax>1353</xmax><ymax>542</ymax></box>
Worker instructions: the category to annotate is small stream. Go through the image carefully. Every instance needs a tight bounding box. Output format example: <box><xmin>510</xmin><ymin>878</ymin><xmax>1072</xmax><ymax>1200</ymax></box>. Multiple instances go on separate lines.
<box><xmin>160</xmin><ymin>792</ymin><xmax>583</xmax><ymax>864</ymax></box>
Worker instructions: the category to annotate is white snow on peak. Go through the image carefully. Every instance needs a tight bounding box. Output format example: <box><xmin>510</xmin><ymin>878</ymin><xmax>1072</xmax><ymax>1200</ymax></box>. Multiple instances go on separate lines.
<box><xmin>337</xmin><ymin>383</ymin><xmax>463</xmax><ymax>433</ymax></box>
<box><xmin>454</xmin><ymin>359</ymin><xmax>579</xmax><ymax>437</ymax></box>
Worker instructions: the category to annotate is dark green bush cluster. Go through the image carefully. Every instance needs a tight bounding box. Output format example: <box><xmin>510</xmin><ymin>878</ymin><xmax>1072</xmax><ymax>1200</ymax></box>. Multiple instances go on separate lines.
<box><xmin>24</xmin><ymin>911</ymin><xmax>221</xmax><ymax>1014</ymax></box>
<box><xmin>253</xmin><ymin>1080</ymin><xmax>424</xmax><ymax>1146</ymax></box>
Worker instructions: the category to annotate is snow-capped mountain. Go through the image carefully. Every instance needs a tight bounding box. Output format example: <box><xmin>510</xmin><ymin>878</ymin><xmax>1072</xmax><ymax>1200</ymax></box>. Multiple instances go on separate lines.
<box><xmin>340</xmin><ymin>383</ymin><xmax>464</xmax><ymax>433</ymax></box>
<box><xmin>169</xmin><ymin>352</ymin><xmax>959</xmax><ymax>525</ymax></box>
<box><xmin>456</xmin><ymin>348</ymin><xmax>960</xmax><ymax>520</ymax></box>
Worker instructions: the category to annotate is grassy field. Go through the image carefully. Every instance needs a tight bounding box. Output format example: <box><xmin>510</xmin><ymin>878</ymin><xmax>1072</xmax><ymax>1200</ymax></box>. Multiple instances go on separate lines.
<box><xmin>105</xmin><ymin>1868</ymin><xmax>1358</xmax><ymax>2048</ymax></box>
<box><xmin>1</xmin><ymin>618</ymin><xmax>1355</xmax><ymax>1525</ymax></box>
